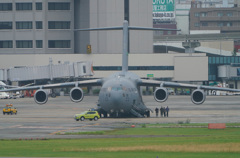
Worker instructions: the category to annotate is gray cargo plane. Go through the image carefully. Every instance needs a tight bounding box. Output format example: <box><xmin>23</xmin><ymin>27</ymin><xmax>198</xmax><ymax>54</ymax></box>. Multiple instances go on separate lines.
<box><xmin>1</xmin><ymin>20</ymin><xmax>240</xmax><ymax>117</ymax></box>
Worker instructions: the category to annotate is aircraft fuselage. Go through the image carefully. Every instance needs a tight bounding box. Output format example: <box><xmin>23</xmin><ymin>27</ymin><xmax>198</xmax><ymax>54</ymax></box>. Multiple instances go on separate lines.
<box><xmin>98</xmin><ymin>71</ymin><xmax>147</xmax><ymax>117</ymax></box>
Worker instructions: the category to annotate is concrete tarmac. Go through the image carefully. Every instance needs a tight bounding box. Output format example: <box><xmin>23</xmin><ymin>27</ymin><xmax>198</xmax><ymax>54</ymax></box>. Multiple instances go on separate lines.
<box><xmin>0</xmin><ymin>95</ymin><xmax>240</xmax><ymax>139</ymax></box>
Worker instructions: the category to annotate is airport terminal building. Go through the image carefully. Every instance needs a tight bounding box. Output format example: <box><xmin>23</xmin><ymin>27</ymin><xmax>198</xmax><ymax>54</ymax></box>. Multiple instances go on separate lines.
<box><xmin>2</xmin><ymin>53</ymin><xmax>240</xmax><ymax>90</ymax></box>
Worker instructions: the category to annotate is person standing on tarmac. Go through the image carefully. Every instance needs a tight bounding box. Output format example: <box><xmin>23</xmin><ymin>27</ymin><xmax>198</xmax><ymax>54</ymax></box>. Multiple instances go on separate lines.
<box><xmin>163</xmin><ymin>107</ymin><xmax>166</xmax><ymax>117</ymax></box>
<box><xmin>160</xmin><ymin>106</ymin><xmax>163</xmax><ymax>117</ymax></box>
<box><xmin>155</xmin><ymin>107</ymin><xmax>159</xmax><ymax>117</ymax></box>
<box><xmin>166</xmin><ymin>106</ymin><xmax>169</xmax><ymax>117</ymax></box>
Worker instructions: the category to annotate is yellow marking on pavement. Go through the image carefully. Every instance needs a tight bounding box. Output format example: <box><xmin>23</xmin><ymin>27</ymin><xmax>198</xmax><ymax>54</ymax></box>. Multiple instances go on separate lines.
<box><xmin>49</xmin><ymin>123</ymin><xmax>100</xmax><ymax>135</ymax></box>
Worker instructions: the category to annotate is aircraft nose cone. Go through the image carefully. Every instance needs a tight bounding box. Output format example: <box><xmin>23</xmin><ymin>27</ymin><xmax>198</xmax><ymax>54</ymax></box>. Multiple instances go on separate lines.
<box><xmin>111</xmin><ymin>92</ymin><xmax>122</xmax><ymax>106</ymax></box>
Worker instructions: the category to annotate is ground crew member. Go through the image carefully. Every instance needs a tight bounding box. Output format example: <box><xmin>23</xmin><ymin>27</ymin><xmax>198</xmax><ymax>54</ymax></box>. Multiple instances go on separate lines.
<box><xmin>163</xmin><ymin>107</ymin><xmax>166</xmax><ymax>117</ymax></box>
<box><xmin>155</xmin><ymin>107</ymin><xmax>159</xmax><ymax>117</ymax></box>
<box><xmin>160</xmin><ymin>106</ymin><xmax>163</xmax><ymax>117</ymax></box>
<box><xmin>166</xmin><ymin>106</ymin><xmax>169</xmax><ymax>117</ymax></box>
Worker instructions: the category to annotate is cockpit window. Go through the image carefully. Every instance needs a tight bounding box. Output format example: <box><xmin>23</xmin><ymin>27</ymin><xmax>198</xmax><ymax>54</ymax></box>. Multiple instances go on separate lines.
<box><xmin>106</xmin><ymin>86</ymin><xmax>127</xmax><ymax>92</ymax></box>
<box><xmin>112</xmin><ymin>87</ymin><xmax>122</xmax><ymax>91</ymax></box>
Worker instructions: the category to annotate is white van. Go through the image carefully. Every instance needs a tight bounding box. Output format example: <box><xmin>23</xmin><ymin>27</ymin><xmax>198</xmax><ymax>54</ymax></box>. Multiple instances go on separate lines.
<box><xmin>0</xmin><ymin>92</ymin><xmax>9</xmax><ymax>99</ymax></box>
<box><xmin>0</xmin><ymin>81</ymin><xmax>10</xmax><ymax>99</ymax></box>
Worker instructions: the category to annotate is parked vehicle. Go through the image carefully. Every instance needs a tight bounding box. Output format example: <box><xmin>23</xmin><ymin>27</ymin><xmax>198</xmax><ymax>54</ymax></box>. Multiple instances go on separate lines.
<box><xmin>0</xmin><ymin>92</ymin><xmax>10</xmax><ymax>99</ymax></box>
<box><xmin>3</xmin><ymin>104</ymin><xmax>17</xmax><ymax>115</ymax></box>
<box><xmin>74</xmin><ymin>111</ymin><xmax>100</xmax><ymax>121</ymax></box>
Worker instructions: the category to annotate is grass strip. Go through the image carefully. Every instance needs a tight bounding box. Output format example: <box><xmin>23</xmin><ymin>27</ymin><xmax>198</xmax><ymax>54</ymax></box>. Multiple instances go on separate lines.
<box><xmin>1</xmin><ymin>125</ymin><xmax>240</xmax><ymax>157</ymax></box>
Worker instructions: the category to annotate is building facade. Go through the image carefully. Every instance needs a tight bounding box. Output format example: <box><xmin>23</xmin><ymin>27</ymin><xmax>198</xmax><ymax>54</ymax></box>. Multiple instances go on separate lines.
<box><xmin>189</xmin><ymin>2</ymin><xmax>240</xmax><ymax>33</ymax></box>
<box><xmin>0</xmin><ymin>0</ymin><xmax>74</xmax><ymax>54</ymax></box>
<box><xmin>0</xmin><ymin>0</ymin><xmax>153</xmax><ymax>54</ymax></box>
<box><xmin>176</xmin><ymin>0</ymin><xmax>238</xmax><ymax>34</ymax></box>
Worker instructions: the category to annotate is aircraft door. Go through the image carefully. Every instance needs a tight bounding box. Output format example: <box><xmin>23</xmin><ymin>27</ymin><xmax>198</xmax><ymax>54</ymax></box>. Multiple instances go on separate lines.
<box><xmin>86</xmin><ymin>112</ymin><xmax>92</xmax><ymax>119</ymax></box>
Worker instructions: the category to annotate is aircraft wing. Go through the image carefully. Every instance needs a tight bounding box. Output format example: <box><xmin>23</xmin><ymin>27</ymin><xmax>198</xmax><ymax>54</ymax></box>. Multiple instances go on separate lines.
<box><xmin>0</xmin><ymin>79</ymin><xmax>102</xmax><ymax>93</ymax></box>
<box><xmin>139</xmin><ymin>79</ymin><xmax>240</xmax><ymax>92</ymax></box>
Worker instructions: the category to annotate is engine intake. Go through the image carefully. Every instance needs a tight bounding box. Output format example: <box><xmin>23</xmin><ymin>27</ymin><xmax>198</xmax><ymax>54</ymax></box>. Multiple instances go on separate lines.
<box><xmin>191</xmin><ymin>89</ymin><xmax>206</xmax><ymax>105</ymax></box>
<box><xmin>70</xmin><ymin>87</ymin><xmax>84</xmax><ymax>103</ymax></box>
<box><xmin>154</xmin><ymin>87</ymin><xmax>169</xmax><ymax>103</ymax></box>
<box><xmin>34</xmin><ymin>89</ymin><xmax>48</xmax><ymax>105</ymax></box>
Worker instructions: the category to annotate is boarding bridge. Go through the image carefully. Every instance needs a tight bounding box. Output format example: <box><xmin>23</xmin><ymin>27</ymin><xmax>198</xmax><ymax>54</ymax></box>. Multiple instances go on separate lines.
<box><xmin>0</xmin><ymin>60</ymin><xmax>93</xmax><ymax>82</ymax></box>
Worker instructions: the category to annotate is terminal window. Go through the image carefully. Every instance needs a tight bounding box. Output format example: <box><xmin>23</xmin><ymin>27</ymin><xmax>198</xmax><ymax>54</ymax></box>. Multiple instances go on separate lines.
<box><xmin>36</xmin><ymin>40</ymin><xmax>43</xmax><ymax>48</ymax></box>
<box><xmin>36</xmin><ymin>2</ymin><xmax>42</xmax><ymax>10</ymax></box>
<box><xmin>0</xmin><ymin>41</ymin><xmax>13</xmax><ymax>48</ymax></box>
<box><xmin>16</xmin><ymin>22</ymin><xmax>32</xmax><ymax>29</ymax></box>
<box><xmin>16</xmin><ymin>3</ymin><xmax>32</xmax><ymax>10</ymax></box>
<box><xmin>48</xmin><ymin>21</ymin><xmax>70</xmax><ymax>29</ymax></box>
<box><xmin>0</xmin><ymin>3</ymin><xmax>12</xmax><ymax>11</ymax></box>
<box><xmin>16</xmin><ymin>41</ymin><xmax>33</xmax><ymax>48</ymax></box>
<box><xmin>48</xmin><ymin>40</ymin><xmax>70</xmax><ymax>48</ymax></box>
<box><xmin>36</xmin><ymin>21</ymin><xmax>43</xmax><ymax>29</ymax></box>
<box><xmin>48</xmin><ymin>2</ymin><xmax>70</xmax><ymax>10</ymax></box>
<box><xmin>0</xmin><ymin>22</ymin><xmax>12</xmax><ymax>30</ymax></box>
<box><xmin>237</xmin><ymin>68</ymin><xmax>240</xmax><ymax>76</ymax></box>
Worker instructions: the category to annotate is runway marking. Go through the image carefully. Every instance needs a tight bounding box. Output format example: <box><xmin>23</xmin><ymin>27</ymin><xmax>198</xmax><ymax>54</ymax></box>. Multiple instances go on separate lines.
<box><xmin>0</xmin><ymin>125</ymin><xmax>22</xmax><ymax>129</ymax></box>
<box><xmin>49</xmin><ymin>123</ymin><xmax>100</xmax><ymax>135</ymax></box>
<box><xmin>19</xmin><ymin>126</ymin><xmax>61</xmax><ymax>129</ymax></box>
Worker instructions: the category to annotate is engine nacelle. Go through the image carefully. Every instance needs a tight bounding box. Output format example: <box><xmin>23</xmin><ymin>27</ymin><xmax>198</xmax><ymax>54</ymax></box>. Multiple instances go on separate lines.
<box><xmin>154</xmin><ymin>87</ymin><xmax>169</xmax><ymax>103</ymax></box>
<box><xmin>34</xmin><ymin>89</ymin><xmax>48</xmax><ymax>105</ymax></box>
<box><xmin>191</xmin><ymin>89</ymin><xmax>206</xmax><ymax>105</ymax></box>
<box><xmin>70</xmin><ymin>87</ymin><xmax>84</xmax><ymax>103</ymax></box>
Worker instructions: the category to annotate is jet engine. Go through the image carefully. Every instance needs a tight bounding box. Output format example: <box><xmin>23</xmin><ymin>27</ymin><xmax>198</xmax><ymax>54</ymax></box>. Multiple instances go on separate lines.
<box><xmin>70</xmin><ymin>87</ymin><xmax>84</xmax><ymax>103</ymax></box>
<box><xmin>154</xmin><ymin>87</ymin><xmax>169</xmax><ymax>103</ymax></box>
<box><xmin>191</xmin><ymin>89</ymin><xmax>206</xmax><ymax>105</ymax></box>
<box><xmin>34</xmin><ymin>89</ymin><xmax>48</xmax><ymax>104</ymax></box>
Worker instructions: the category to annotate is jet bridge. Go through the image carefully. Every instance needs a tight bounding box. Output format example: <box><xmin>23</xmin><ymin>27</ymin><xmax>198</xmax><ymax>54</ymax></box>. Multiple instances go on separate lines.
<box><xmin>0</xmin><ymin>59</ymin><xmax>93</xmax><ymax>82</ymax></box>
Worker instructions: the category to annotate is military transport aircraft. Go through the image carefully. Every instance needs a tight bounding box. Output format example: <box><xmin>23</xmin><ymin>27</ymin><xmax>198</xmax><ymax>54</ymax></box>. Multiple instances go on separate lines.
<box><xmin>1</xmin><ymin>21</ymin><xmax>240</xmax><ymax>117</ymax></box>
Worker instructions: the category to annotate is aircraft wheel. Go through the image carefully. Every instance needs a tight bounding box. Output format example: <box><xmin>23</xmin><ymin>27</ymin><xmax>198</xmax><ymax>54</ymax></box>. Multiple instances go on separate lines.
<box><xmin>103</xmin><ymin>113</ymin><xmax>107</xmax><ymax>118</ymax></box>
<box><xmin>146</xmin><ymin>111</ymin><xmax>150</xmax><ymax>118</ymax></box>
<box><xmin>80</xmin><ymin>116</ymin><xmax>85</xmax><ymax>121</ymax></box>
<box><xmin>51</xmin><ymin>93</ymin><xmax>56</xmax><ymax>98</ymax></box>
<box><xmin>212</xmin><ymin>90</ymin><xmax>216</xmax><ymax>95</ymax></box>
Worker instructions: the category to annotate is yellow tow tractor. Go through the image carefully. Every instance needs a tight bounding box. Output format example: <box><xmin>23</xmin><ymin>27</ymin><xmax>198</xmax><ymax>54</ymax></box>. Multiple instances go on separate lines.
<box><xmin>3</xmin><ymin>104</ymin><xmax>17</xmax><ymax>115</ymax></box>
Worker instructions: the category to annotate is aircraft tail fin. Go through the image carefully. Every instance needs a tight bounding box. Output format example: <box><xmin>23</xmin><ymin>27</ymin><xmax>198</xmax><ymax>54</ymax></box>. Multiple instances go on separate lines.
<box><xmin>0</xmin><ymin>81</ymin><xmax>6</xmax><ymax>86</ymax></box>
<box><xmin>0</xmin><ymin>81</ymin><xmax>6</xmax><ymax>90</ymax></box>
<box><xmin>75</xmin><ymin>20</ymin><xmax>180</xmax><ymax>75</ymax></box>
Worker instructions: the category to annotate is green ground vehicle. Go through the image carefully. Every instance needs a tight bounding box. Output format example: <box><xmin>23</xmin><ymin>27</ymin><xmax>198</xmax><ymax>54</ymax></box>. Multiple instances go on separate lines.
<box><xmin>3</xmin><ymin>104</ymin><xmax>17</xmax><ymax>115</ymax></box>
<box><xmin>74</xmin><ymin>111</ymin><xmax>100</xmax><ymax>121</ymax></box>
